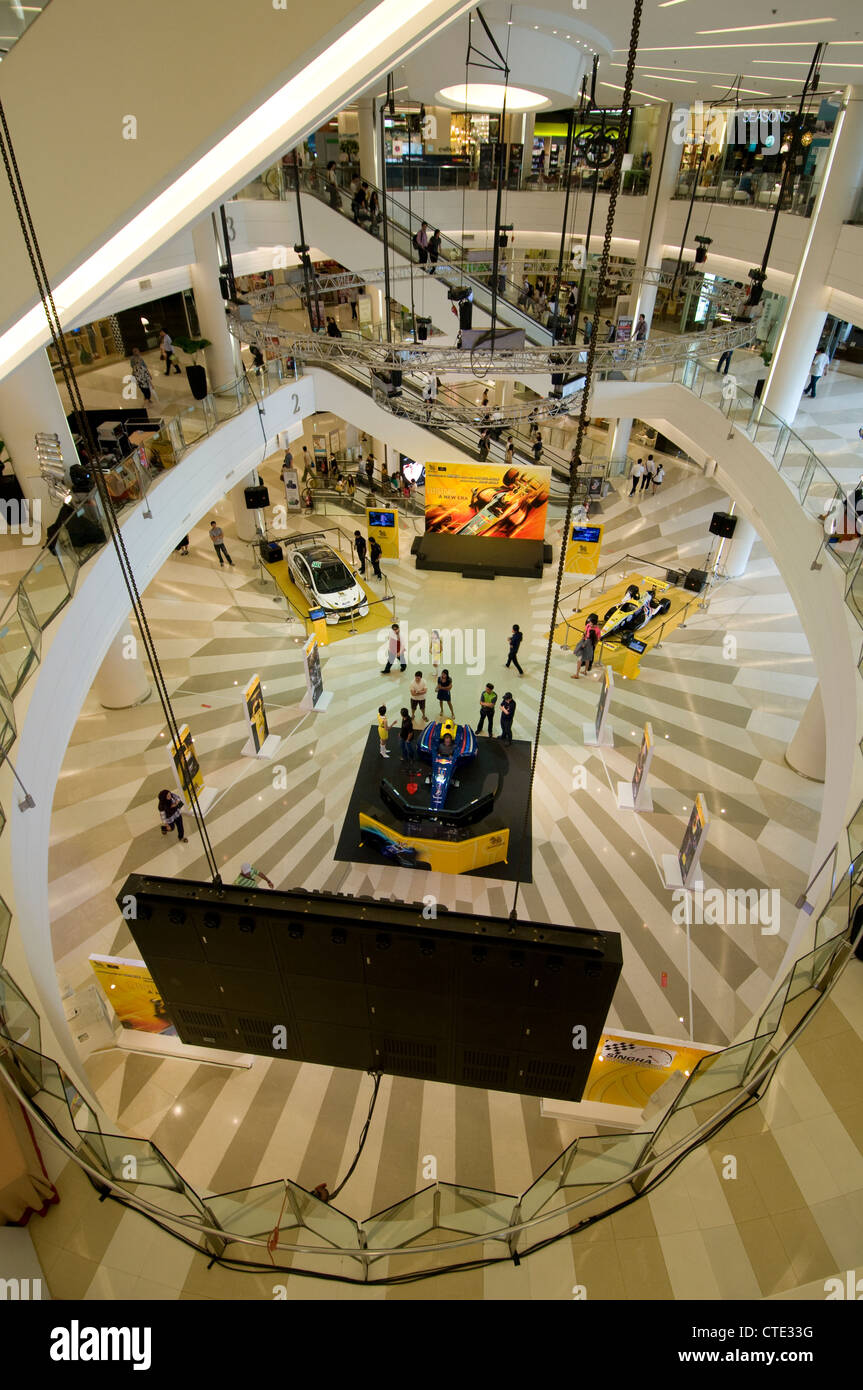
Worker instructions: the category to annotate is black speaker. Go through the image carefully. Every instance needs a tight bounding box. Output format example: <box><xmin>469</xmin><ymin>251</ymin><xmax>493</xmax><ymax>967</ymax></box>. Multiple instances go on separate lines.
<box><xmin>664</xmin><ymin>568</ymin><xmax>683</xmax><ymax>586</ymax></box>
<box><xmin>709</xmin><ymin>511</ymin><xmax>738</xmax><ymax>539</ymax></box>
<box><xmin>684</xmin><ymin>568</ymin><xmax>707</xmax><ymax>593</ymax></box>
<box><xmin>245</xmin><ymin>485</ymin><xmax>270</xmax><ymax>509</ymax></box>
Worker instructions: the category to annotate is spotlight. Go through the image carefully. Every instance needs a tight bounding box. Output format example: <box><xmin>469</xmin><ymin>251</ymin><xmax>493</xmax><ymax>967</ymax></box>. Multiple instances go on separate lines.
<box><xmin>202</xmin><ymin>912</ymin><xmax>220</xmax><ymax>931</ymax></box>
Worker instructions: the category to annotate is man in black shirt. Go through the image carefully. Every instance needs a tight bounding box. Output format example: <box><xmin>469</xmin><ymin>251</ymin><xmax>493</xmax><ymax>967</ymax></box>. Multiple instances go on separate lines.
<box><xmin>505</xmin><ymin>624</ymin><xmax>524</xmax><ymax>675</ymax></box>
<box><xmin>369</xmin><ymin>536</ymin><xmax>383</xmax><ymax>580</ymax></box>
<box><xmin>354</xmin><ymin>530</ymin><xmax>367</xmax><ymax>576</ymax></box>
<box><xmin>499</xmin><ymin>692</ymin><xmax>516</xmax><ymax>744</ymax></box>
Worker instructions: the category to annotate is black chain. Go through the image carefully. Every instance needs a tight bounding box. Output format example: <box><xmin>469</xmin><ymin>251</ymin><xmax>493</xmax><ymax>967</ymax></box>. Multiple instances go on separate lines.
<box><xmin>0</xmin><ymin>99</ymin><xmax>222</xmax><ymax>884</ymax></box>
<box><xmin>509</xmin><ymin>0</ymin><xmax>644</xmax><ymax>919</ymax></box>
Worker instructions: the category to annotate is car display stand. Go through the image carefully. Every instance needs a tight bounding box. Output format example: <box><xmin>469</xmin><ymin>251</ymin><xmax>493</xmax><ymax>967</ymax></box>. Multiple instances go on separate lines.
<box><xmin>299</xmin><ymin>689</ymin><xmax>334</xmax><ymax>713</ymax></box>
<box><xmin>617</xmin><ymin>781</ymin><xmax>653</xmax><ymax>811</ymax></box>
<box><xmin>411</xmin><ymin>534</ymin><xmax>551</xmax><ymax>579</ymax></box>
<box><xmin>241</xmin><ymin>733</ymin><xmax>282</xmax><ymax>759</ymax></box>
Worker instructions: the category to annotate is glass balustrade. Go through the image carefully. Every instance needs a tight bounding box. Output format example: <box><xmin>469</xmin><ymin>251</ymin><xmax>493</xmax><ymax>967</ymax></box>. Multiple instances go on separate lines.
<box><xmin>0</xmin><ymin>319</ymin><xmax>861</xmax><ymax>1279</ymax></box>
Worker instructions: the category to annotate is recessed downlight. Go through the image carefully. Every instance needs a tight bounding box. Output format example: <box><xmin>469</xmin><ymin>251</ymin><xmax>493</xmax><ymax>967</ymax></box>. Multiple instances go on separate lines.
<box><xmin>438</xmin><ymin>83</ymin><xmax>548</xmax><ymax>111</ymax></box>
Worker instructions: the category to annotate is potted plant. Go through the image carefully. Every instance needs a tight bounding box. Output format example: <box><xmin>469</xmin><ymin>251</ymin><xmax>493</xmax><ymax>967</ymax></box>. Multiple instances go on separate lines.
<box><xmin>171</xmin><ymin>335</ymin><xmax>212</xmax><ymax>401</ymax></box>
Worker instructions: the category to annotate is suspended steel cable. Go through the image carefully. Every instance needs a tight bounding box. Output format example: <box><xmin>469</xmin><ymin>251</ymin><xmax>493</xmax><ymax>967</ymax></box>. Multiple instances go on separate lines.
<box><xmin>0</xmin><ymin>99</ymin><xmax>222</xmax><ymax>884</ymax></box>
<box><xmin>508</xmin><ymin>1</ymin><xmax>645</xmax><ymax>919</ymax></box>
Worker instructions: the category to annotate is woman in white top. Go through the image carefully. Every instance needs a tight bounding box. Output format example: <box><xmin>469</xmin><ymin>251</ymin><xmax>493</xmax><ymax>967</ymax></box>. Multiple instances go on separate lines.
<box><xmin>651</xmin><ymin>463</ymin><xmax>665</xmax><ymax>495</ymax></box>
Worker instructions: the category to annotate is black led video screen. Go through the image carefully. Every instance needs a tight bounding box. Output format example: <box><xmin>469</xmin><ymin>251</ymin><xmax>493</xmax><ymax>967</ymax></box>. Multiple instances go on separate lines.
<box><xmin>120</xmin><ymin>876</ymin><xmax>622</xmax><ymax>1102</ymax></box>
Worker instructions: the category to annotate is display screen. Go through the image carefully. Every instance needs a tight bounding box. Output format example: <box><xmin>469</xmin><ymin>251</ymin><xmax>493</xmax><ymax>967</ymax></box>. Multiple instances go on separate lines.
<box><xmin>369</xmin><ymin>511</ymin><xmax>395</xmax><ymax>527</ymax></box>
<box><xmin>622</xmin><ymin>636</ymin><xmax>646</xmax><ymax>653</ymax></box>
<box><xmin>572</xmin><ymin>525</ymin><xmax>601</xmax><ymax>544</ymax></box>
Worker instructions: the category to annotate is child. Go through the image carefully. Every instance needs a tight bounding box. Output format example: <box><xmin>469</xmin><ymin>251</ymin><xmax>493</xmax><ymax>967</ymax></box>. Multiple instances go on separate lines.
<box><xmin>377</xmin><ymin>705</ymin><xmax>391</xmax><ymax>758</ymax></box>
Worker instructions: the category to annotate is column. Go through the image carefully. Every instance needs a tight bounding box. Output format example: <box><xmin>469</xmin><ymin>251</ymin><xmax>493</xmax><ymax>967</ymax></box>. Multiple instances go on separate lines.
<box><xmin>722</xmin><ymin>516</ymin><xmax>757</xmax><ymax>578</ymax></box>
<box><xmin>231</xmin><ymin>473</ymin><xmax>259</xmax><ymax>543</ymax></box>
<box><xmin>763</xmin><ymin>85</ymin><xmax>863</xmax><ymax>423</ymax></box>
<box><xmin>608</xmin><ymin>419</ymin><xmax>633</xmax><ymax>478</ymax></box>
<box><xmin>632</xmin><ymin>102</ymin><xmax>685</xmax><ymax>331</ymax></box>
<box><xmin>357</xmin><ymin>98</ymin><xmax>378</xmax><ymax>187</ymax></box>
<box><xmin>0</xmin><ymin>349</ymin><xmax>77</xmax><ymax>518</ymax></box>
<box><xmin>521</xmin><ymin>113</ymin><xmax>535</xmax><ymax>186</ymax></box>
<box><xmin>189</xmin><ymin>217</ymin><xmax>240</xmax><ymax>393</ymax></box>
<box><xmin>94</xmin><ymin>618</ymin><xmax>150</xmax><ymax>709</ymax></box>
<box><xmin>785</xmin><ymin>685</ymin><xmax>826</xmax><ymax>783</ymax></box>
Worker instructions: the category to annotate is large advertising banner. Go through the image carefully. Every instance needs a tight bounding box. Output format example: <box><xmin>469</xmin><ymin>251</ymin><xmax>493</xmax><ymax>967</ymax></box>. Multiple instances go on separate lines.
<box><xmin>424</xmin><ymin>460</ymin><xmax>551</xmax><ymax>541</ymax></box>
<box><xmin>565</xmin><ymin>522</ymin><xmax>604</xmax><ymax>576</ymax></box>
<box><xmin>170</xmin><ymin>725</ymin><xmax>203</xmax><ymax>797</ymax></box>
<box><xmin>244</xmin><ymin>675</ymin><xmax>269</xmax><ymax>754</ymax></box>
<box><xmin>89</xmin><ymin>955</ymin><xmax>177</xmax><ymax>1035</ymax></box>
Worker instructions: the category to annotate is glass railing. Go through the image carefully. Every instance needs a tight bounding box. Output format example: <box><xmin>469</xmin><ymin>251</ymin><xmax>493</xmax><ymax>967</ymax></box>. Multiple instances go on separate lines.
<box><xmin>0</xmin><ymin>334</ymin><xmax>861</xmax><ymax>1282</ymax></box>
<box><xmin>672</xmin><ymin>168</ymin><xmax>819</xmax><ymax>217</ymax></box>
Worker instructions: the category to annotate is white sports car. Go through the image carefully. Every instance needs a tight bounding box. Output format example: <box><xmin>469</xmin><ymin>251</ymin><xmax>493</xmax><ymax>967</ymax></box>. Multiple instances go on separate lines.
<box><xmin>287</xmin><ymin>543</ymin><xmax>369</xmax><ymax>624</ymax></box>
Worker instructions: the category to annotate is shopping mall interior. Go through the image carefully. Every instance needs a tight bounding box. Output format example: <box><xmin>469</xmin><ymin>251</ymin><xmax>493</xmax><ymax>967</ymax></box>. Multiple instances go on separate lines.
<box><xmin>0</xmin><ymin>0</ymin><xmax>862</xmax><ymax>1317</ymax></box>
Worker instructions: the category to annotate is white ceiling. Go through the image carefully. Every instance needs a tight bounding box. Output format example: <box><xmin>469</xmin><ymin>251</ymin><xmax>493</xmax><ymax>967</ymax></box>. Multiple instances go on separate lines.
<box><xmin>379</xmin><ymin>0</ymin><xmax>863</xmax><ymax>106</ymax></box>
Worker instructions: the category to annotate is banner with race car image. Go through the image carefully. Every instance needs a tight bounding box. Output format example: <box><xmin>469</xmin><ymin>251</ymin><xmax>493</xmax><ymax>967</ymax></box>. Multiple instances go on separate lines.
<box><xmin>424</xmin><ymin>460</ymin><xmax>551</xmax><ymax>542</ymax></box>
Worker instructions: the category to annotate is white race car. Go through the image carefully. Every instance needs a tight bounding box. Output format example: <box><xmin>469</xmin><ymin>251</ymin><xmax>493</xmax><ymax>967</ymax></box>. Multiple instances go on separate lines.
<box><xmin>287</xmin><ymin>543</ymin><xmax>369</xmax><ymax>624</ymax></box>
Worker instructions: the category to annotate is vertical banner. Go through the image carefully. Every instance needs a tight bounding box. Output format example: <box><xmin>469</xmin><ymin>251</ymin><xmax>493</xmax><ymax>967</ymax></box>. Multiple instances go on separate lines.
<box><xmin>303</xmin><ymin>633</ymin><xmax>325</xmax><ymax>709</ymax></box>
<box><xmin>678</xmin><ymin>794</ymin><xmax>709</xmax><ymax>888</ymax></box>
<box><xmin>282</xmin><ymin>467</ymin><xmax>300</xmax><ymax>510</ymax></box>
<box><xmin>631</xmin><ymin>723</ymin><xmax>654</xmax><ymax>807</ymax></box>
<box><xmin>366</xmin><ymin>507</ymin><xmax>399</xmax><ymax>559</ymax></box>
<box><xmin>595</xmin><ymin>666</ymin><xmax>614</xmax><ymax>744</ymax></box>
<box><xmin>244</xmin><ymin>675</ymin><xmax>269</xmax><ymax>754</ymax></box>
<box><xmin>565</xmin><ymin>522</ymin><xmax>604</xmax><ymax>576</ymax></box>
<box><xmin>170</xmin><ymin>724</ymin><xmax>203</xmax><ymax>797</ymax></box>
<box><xmin>89</xmin><ymin>955</ymin><xmax>176</xmax><ymax>1035</ymax></box>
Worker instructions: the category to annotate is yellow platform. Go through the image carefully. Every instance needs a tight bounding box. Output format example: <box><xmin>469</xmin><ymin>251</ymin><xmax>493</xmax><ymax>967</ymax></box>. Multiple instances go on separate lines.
<box><xmin>553</xmin><ymin>572</ymin><xmax>699</xmax><ymax>679</ymax></box>
<box><xmin>359</xmin><ymin>812</ymin><xmax>509</xmax><ymax>875</ymax></box>
<box><xmin>262</xmin><ymin>559</ymin><xmax>393</xmax><ymax>644</ymax></box>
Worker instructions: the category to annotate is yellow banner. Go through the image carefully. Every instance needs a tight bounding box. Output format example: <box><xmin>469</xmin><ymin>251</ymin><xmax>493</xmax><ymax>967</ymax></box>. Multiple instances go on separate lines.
<box><xmin>359</xmin><ymin>812</ymin><xmax>509</xmax><ymax>875</ymax></box>
<box><xmin>425</xmin><ymin>460</ymin><xmax>550</xmax><ymax>541</ymax></box>
<box><xmin>244</xmin><ymin>674</ymin><xmax>269</xmax><ymax>754</ymax></box>
<box><xmin>583</xmin><ymin>1031</ymin><xmax>716</xmax><ymax>1108</ymax></box>
<box><xmin>89</xmin><ymin>955</ymin><xmax>176</xmax><ymax>1035</ymax></box>
<box><xmin>171</xmin><ymin>724</ymin><xmax>203</xmax><ymax>797</ymax></box>
<box><xmin>366</xmin><ymin>507</ymin><xmax>399</xmax><ymax>559</ymax></box>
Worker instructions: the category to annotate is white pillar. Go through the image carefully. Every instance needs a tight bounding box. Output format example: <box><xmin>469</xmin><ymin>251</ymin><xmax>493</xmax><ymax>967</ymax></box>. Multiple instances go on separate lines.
<box><xmin>357</xmin><ymin>98</ymin><xmax>378</xmax><ymax>187</ymax></box>
<box><xmin>94</xmin><ymin>619</ymin><xmax>150</xmax><ymax>709</ymax></box>
<box><xmin>722</xmin><ymin>516</ymin><xmax>757</xmax><ymax>578</ymax></box>
<box><xmin>0</xmin><ymin>350</ymin><xmax>76</xmax><ymax>518</ymax></box>
<box><xmin>521</xmin><ymin>114</ymin><xmax>535</xmax><ymax>185</ymax></box>
<box><xmin>785</xmin><ymin>685</ymin><xmax>826</xmax><ymax>783</ymax></box>
<box><xmin>632</xmin><ymin>102</ymin><xmax>684</xmax><ymax>331</ymax></box>
<box><xmin>763</xmin><ymin>86</ymin><xmax>863</xmax><ymax>423</ymax></box>
<box><xmin>189</xmin><ymin>218</ymin><xmax>240</xmax><ymax>393</ymax></box>
<box><xmin>608</xmin><ymin>419</ymin><xmax>633</xmax><ymax>478</ymax></box>
<box><xmin>231</xmin><ymin>472</ymin><xmax>259</xmax><ymax>543</ymax></box>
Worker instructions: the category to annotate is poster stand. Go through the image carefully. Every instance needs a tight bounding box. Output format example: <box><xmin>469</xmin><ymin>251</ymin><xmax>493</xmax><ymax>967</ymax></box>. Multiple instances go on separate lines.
<box><xmin>618</xmin><ymin>721</ymin><xmax>654</xmax><ymax>811</ymax></box>
<box><xmin>300</xmin><ymin>632</ymin><xmax>333</xmax><ymax>712</ymax></box>
<box><xmin>169</xmin><ymin>725</ymin><xmax>224</xmax><ymax>817</ymax></box>
<box><xmin>241</xmin><ymin>673</ymin><xmax>281</xmax><ymax>758</ymax></box>
<box><xmin>661</xmin><ymin>793</ymin><xmax>709</xmax><ymax>890</ymax></box>
<box><xmin>583</xmin><ymin>667</ymin><xmax>614</xmax><ymax>747</ymax></box>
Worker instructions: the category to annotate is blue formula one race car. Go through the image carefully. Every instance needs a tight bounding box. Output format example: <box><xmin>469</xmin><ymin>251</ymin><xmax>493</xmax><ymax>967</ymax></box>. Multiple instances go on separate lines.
<box><xmin>417</xmin><ymin>718</ymin><xmax>478</xmax><ymax>811</ymax></box>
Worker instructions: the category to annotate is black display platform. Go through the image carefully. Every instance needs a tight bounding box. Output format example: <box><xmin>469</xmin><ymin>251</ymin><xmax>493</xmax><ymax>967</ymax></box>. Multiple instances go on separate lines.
<box><xmin>335</xmin><ymin>727</ymin><xmax>534</xmax><ymax>881</ymax></box>
<box><xmin>411</xmin><ymin>533</ymin><xmax>552</xmax><ymax>579</ymax></box>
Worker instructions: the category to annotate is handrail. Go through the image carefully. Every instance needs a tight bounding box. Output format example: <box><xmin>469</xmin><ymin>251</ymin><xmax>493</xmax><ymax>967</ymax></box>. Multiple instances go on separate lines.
<box><xmin>0</xmin><ymin>335</ymin><xmax>861</xmax><ymax>1282</ymax></box>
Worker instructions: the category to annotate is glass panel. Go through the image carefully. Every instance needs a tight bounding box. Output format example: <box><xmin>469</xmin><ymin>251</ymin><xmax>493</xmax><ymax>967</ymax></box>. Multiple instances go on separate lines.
<box><xmin>0</xmin><ymin>676</ymin><xmax>15</xmax><ymax>762</ymax></box>
<box><xmin>99</xmin><ymin>1133</ymin><xmax>185</xmax><ymax>1189</ymax></box>
<box><xmin>208</xmin><ymin>1181</ymin><xmax>300</xmax><ymax>1239</ymax></box>
<box><xmin>19</xmin><ymin>548</ymin><xmax>73</xmax><ymax>629</ymax></box>
<box><xmin>0</xmin><ymin>1004</ymin><xmax>42</xmax><ymax>1074</ymax></box>
<box><xmin>0</xmin><ymin>600</ymin><xmax>39</xmax><ymax>696</ymax></box>
<box><xmin>520</xmin><ymin>1144</ymin><xmax>576</xmax><ymax>1221</ymax></box>
<box><xmin>363</xmin><ymin>1187</ymin><xmax>436</xmax><ymax>1248</ymax></box>
<box><xmin>563</xmin><ymin>1132</ymin><xmax>650</xmax><ymax>1186</ymax></box>
<box><xmin>435</xmin><ymin>1184</ymin><xmax>516</xmax><ymax>1237</ymax></box>
<box><xmin>285</xmin><ymin>1181</ymin><xmax>361</xmax><ymax>1249</ymax></box>
<box><xmin>676</xmin><ymin>1039</ymin><xmax>752</xmax><ymax>1108</ymax></box>
<box><xmin>0</xmin><ymin>896</ymin><xmax>10</xmax><ymax>964</ymax></box>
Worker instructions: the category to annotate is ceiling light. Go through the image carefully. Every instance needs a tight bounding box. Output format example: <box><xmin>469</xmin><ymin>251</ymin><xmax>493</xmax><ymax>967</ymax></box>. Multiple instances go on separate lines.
<box><xmin>620</xmin><ymin>42</ymin><xmax>862</xmax><ymax>51</ymax></box>
<box><xmin>713</xmin><ymin>86</ymin><xmax>773</xmax><ymax>95</ymax></box>
<box><xmin>659</xmin><ymin>0</ymin><xmax>691</xmax><ymax>5</ymax></box>
<box><xmin>600</xmin><ymin>81</ymin><xmax>662</xmax><ymax>100</ymax></box>
<box><xmin>698</xmin><ymin>19</ymin><xmax>837</xmax><ymax>34</ymax></box>
<box><xmin>642</xmin><ymin>74</ymin><xmax>697</xmax><ymax>83</ymax></box>
<box><xmin>753</xmin><ymin>59</ymin><xmax>863</xmax><ymax>67</ymax></box>
<box><xmin>438</xmin><ymin>83</ymin><xmax>548</xmax><ymax>111</ymax></box>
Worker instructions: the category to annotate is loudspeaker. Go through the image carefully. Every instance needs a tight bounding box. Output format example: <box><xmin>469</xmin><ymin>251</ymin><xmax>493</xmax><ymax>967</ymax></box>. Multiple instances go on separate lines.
<box><xmin>709</xmin><ymin>511</ymin><xmax>738</xmax><ymax>539</ymax></box>
<box><xmin>259</xmin><ymin>538</ymin><xmax>283</xmax><ymax>563</ymax></box>
<box><xmin>664</xmin><ymin>568</ymin><xmax>683</xmax><ymax>586</ymax></box>
<box><xmin>684</xmin><ymin>568</ymin><xmax>707</xmax><ymax>593</ymax></box>
<box><xmin>245</xmin><ymin>485</ymin><xmax>270</xmax><ymax>510</ymax></box>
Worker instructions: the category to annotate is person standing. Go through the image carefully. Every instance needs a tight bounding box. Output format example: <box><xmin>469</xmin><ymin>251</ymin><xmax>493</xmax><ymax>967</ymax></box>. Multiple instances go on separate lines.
<box><xmin>605</xmin><ymin>319</ymin><xmax>616</xmax><ymax>343</ymax></box>
<box><xmin>505</xmin><ymin>436</ymin><xmax>515</xmax><ymax>465</ymax></box>
<box><xmin>640</xmin><ymin>455</ymin><xmax>655</xmax><ymax>493</ymax></box>
<box><xmin>478</xmin><ymin>430</ymin><xmax>491</xmax><ymax>461</ymax></box>
<box><xmin>505</xmin><ymin>623</ymin><xmax>524</xmax><ymax>676</ymax></box>
<box><xmin>368</xmin><ymin>190</ymin><xmax>381</xmax><ymax>234</ymax></box>
<box><xmin>583</xmin><ymin>316</ymin><xmax>593</xmax><ymax>345</ymax></box>
<box><xmin>410</xmin><ymin>671</ymin><xmax>427</xmax><ymax>721</ymax></box>
<box><xmin>532</xmin><ymin>434</ymin><xmax>543</xmax><ymax>463</ymax></box>
<box><xmin>377</xmin><ymin>705</ymin><xmax>391</xmax><ymax>758</ymax></box>
<box><xmin>234</xmin><ymin>862</ymin><xmax>275</xmax><ymax>889</ymax></box>
<box><xmin>129</xmin><ymin>347</ymin><xmax>153</xmax><ymax>402</ymax></box>
<box><xmin>716</xmin><ymin>347</ymin><xmax>733</xmax><ymax>374</ymax></box>
<box><xmin>414</xmin><ymin>220</ymin><xmax>430</xmax><ymax>266</ymax></box>
<box><xmin>282</xmin><ymin>444</ymin><xmax>294</xmax><ymax>471</ymax></box>
<box><xmin>803</xmin><ymin>348</ymin><xmax>830</xmax><ymax>398</ymax></box>
<box><xmin>353</xmin><ymin>529</ymin><xmax>367</xmax><ymax>576</ymax></box>
<box><xmin>629</xmin><ymin>459</ymin><xmax>645</xmax><ymax>497</ymax></box>
<box><xmin>325</xmin><ymin>160</ymin><xmax>341</xmax><ymax>209</ymax></box>
<box><xmin>431</xmin><ymin>629</ymin><xmax>442</xmax><ymax>672</ymax></box>
<box><xmin>436</xmin><ymin>668</ymin><xmax>453</xmax><ymax>717</ymax></box>
<box><xmin>174</xmin><ymin>535</ymin><xmax>190</xmax><ymax>556</ymax></box>
<box><xmin>365</xmin><ymin>455</ymin><xmax>375</xmax><ymax>490</ymax></box>
<box><xmin>157</xmin><ymin>789</ymin><xmax>188</xmax><ymax>843</ymax></box>
<box><xmin>399</xmin><ymin>707</ymin><xmax>417</xmax><ymax>762</ymax></box>
<box><xmin>477</xmin><ymin>683</ymin><xmax>497</xmax><ymax>736</ymax></box>
<box><xmin>572</xmin><ymin>612</ymin><xmax>601</xmax><ymax>679</ymax></box>
<box><xmin>481</xmin><ymin>387</ymin><xmax>490</xmax><ymax>410</ymax></box>
<box><xmin>651</xmin><ymin>462</ymin><xmax>665</xmax><ymax>496</ymax></box>
<box><xmin>301</xmin><ymin>445</ymin><xmax>314</xmax><ymax>482</ymax></box>
<box><xmin>158</xmin><ymin>327</ymin><xmax>181</xmax><ymax>375</ymax></box>
<box><xmin>209</xmin><ymin>520</ymin><xmax>233</xmax><ymax>567</ymax></box>
<box><xmin>499</xmin><ymin>691</ymin><xmax>516</xmax><ymax>745</ymax></box>
<box><xmin>369</xmin><ymin>535</ymin><xmax>383</xmax><ymax>580</ymax></box>
<box><xmin>634</xmin><ymin>313</ymin><xmax>647</xmax><ymax>342</ymax></box>
<box><xmin>381</xmin><ymin>622</ymin><xmax>406</xmax><ymax>674</ymax></box>
<box><xmin>428</xmin><ymin>228</ymin><xmax>442</xmax><ymax>274</ymax></box>
<box><xmin>326</xmin><ymin>317</ymin><xmax>342</xmax><ymax>338</ymax></box>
